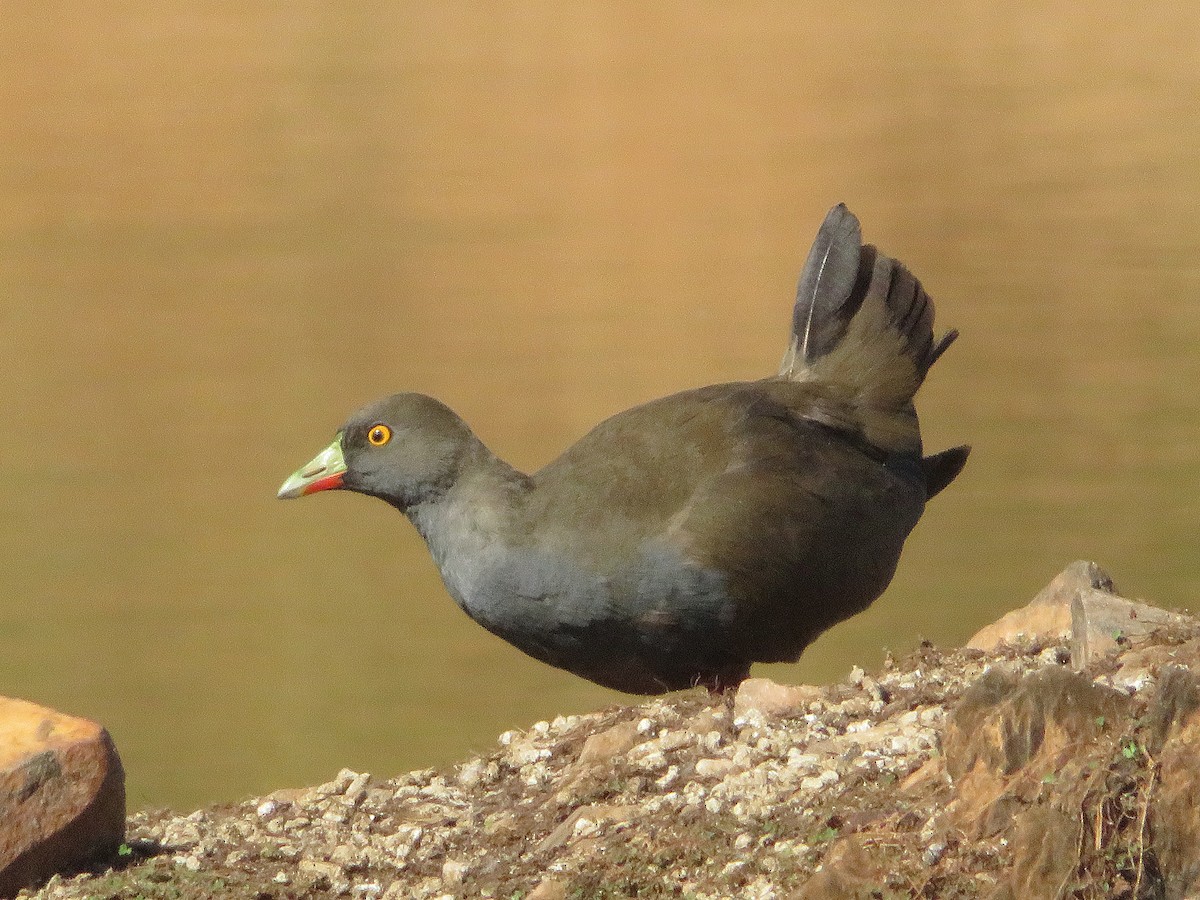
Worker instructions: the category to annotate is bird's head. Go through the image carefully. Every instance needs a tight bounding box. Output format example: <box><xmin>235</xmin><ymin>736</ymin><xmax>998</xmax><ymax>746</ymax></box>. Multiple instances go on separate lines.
<box><xmin>278</xmin><ymin>392</ymin><xmax>476</xmax><ymax>511</ymax></box>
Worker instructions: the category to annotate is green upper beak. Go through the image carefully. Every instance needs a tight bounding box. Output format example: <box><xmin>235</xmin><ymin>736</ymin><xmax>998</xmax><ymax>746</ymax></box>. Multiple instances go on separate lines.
<box><xmin>278</xmin><ymin>435</ymin><xmax>347</xmax><ymax>499</ymax></box>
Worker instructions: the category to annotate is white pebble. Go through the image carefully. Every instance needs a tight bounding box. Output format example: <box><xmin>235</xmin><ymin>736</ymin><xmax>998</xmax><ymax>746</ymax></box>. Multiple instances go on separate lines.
<box><xmin>636</xmin><ymin>750</ymin><xmax>668</xmax><ymax>771</ymax></box>
<box><xmin>441</xmin><ymin>860</ymin><xmax>468</xmax><ymax>887</ymax></box>
<box><xmin>786</xmin><ymin>750</ymin><xmax>819</xmax><ymax>770</ymax></box>
<box><xmin>695</xmin><ymin>758</ymin><xmax>736</xmax><ymax>778</ymax></box>
<box><xmin>800</xmin><ymin>770</ymin><xmax>841</xmax><ymax>791</ymax></box>
<box><xmin>574</xmin><ymin>816</ymin><xmax>599</xmax><ymax>838</ymax></box>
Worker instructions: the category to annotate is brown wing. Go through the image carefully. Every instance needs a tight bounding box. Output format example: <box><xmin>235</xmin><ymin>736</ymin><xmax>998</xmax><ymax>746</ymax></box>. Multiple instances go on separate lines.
<box><xmin>662</xmin><ymin>388</ymin><xmax>927</xmax><ymax>663</ymax></box>
<box><xmin>522</xmin><ymin>380</ymin><xmax>925</xmax><ymax>669</ymax></box>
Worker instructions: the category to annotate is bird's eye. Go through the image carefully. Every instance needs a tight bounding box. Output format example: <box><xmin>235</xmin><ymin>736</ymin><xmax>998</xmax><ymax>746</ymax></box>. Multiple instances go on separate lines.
<box><xmin>367</xmin><ymin>424</ymin><xmax>392</xmax><ymax>446</ymax></box>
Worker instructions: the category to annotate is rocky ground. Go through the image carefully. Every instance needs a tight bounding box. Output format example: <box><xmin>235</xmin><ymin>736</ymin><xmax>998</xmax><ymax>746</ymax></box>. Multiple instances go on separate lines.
<box><xmin>13</xmin><ymin>563</ymin><xmax>1200</xmax><ymax>899</ymax></box>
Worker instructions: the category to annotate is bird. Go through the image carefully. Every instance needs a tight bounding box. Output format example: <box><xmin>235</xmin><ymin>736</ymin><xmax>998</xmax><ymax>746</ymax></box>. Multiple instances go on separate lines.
<box><xmin>278</xmin><ymin>204</ymin><xmax>969</xmax><ymax>695</ymax></box>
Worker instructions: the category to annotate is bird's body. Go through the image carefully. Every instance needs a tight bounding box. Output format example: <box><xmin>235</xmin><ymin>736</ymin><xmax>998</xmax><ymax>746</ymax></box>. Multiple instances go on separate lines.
<box><xmin>280</xmin><ymin>205</ymin><xmax>969</xmax><ymax>694</ymax></box>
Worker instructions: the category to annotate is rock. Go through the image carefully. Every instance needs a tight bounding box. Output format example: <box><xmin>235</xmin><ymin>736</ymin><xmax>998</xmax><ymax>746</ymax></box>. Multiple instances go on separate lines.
<box><xmin>575</xmin><ymin>721</ymin><xmax>641</xmax><ymax>765</ymax></box>
<box><xmin>792</xmin><ymin>836</ymin><xmax>888</xmax><ymax>899</ymax></box>
<box><xmin>1148</xmin><ymin>668</ymin><xmax>1200</xmax><ymax>899</ymax></box>
<box><xmin>967</xmin><ymin>560</ymin><xmax>1184</xmax><ymax>667</ymax></box>
<box><xmin>440</xmin><ymin>859</ymin><xmax>468</xmax><ymax>888</ymax></box>
<box><xmin>298</xmin><ymin>858</ymin><xmax>347</xmax><ymax>892</ymax></box>
<box><xmin>694</xmin><ymin>758</ymin><xmax>737</xmax><ymax>779</ymax></box>
<box><xmin>986</xmin><ymin>806</ymin><xmax>1082</xmax><ymax>900</ymax></box>
<box><xmin>686</xmin><ymin>707</ymin><xmax>727</xmax><ymax>737</ymax></box>
<box><xmin>535</xmin><ymin>804</ymin><xmax>636</xmax><ymax>854</ymax></box>
<box><xmin>1146</xmin><ymin>665</ymin><xmax>1200</xmax><ymax>752</ymax></box>
<box><xmin>899</xmin><ymin>756</ymin><xmax>945</xmax><ymax>794</ymax></box>
<box><xmin>734</xmin><ymin>678</ymin><xmax>822</xmax><ymax>719</ymax></box>
<box><xmin>526</xmin><ymin>876</ymin><xmax>568</xmax><ymax>900</ymax></box>
<box><xmin>944</xmin><ymin>666</ymin><xmax>1127</xmax><ymax>778</ymax></box>
<box><xmin>0</xmin><ymin>696</ymin><xmax>125</xmax><ymax>897</ymax></box>
<box><xmin>941</xmin><ymin>666</ymin><xmax>1127</xmax><ymax>837</ymax></box>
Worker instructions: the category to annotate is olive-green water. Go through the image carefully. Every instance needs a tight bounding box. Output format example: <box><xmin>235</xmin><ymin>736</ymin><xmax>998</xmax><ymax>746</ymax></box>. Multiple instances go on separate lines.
<box><xmin>3</xmin><ymin>3</ymin><xmax>1199</xmax><ymax>810</ymax></box>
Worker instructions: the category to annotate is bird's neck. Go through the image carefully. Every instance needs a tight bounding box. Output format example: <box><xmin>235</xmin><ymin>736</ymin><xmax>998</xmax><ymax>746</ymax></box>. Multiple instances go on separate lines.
<box><xmin>405</xmin><ymin>448</ymin><xmax>530</xmax><ymax>577</ymax></box>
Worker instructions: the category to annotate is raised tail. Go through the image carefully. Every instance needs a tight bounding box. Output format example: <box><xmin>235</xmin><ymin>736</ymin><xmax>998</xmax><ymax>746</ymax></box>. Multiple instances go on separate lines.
<box><xmin>779</xmin><ymin>203</ymin><xmax>958</xmax><ymax>405</ymax></box>
<box><xmin>779</xmin><ymin>204</ymin><xmax>970</xmax><ymax>491</ymax></box>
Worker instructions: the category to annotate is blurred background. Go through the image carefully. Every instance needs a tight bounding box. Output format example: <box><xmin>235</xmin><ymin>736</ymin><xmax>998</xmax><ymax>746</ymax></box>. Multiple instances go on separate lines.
<box><xmin>2</xmin><ymin>2</ymin><xmax>1198</xmax><ymax>811</ymax></box>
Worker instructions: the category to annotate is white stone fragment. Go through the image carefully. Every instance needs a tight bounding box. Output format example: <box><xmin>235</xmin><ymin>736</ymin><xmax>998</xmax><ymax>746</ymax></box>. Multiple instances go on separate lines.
<box><xmin>574</xmin><ymin>816</ymin><xmax>600</xmax><ymax>838</ymax></box>
<box><xmin>256</xmin><ymin>799</ymin><xmax>278</xmax><ymax>818</ymax></box>
<box><xmin>441</xmin><ymin>859</ymin><xmax>469</xmax><ymax>887</ymax></box>
<box><xmin>786</xmin><ymin>750</ymin><xmax>819</xmax><ymax>771</ymax></box>
<box><xmin>800</xmin><ymin>769</ymin><xmax>841</xmax><ymax>792</ymax></box>
<box><xmin>635</xmin><ymin>750</ymin><xmax>668</xmax><ymax>771</ymax></box>
<box><xmin>695</xmin><ymin>758</ymin><xmax>736</xmax><ymax>778</ymax></box>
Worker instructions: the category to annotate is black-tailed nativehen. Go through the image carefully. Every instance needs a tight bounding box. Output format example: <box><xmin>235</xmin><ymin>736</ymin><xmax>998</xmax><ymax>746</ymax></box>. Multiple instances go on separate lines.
<box><xmin>279</xmin><ymin>204</ymin><xmax>969</xmax><ymax>694</ymax></box>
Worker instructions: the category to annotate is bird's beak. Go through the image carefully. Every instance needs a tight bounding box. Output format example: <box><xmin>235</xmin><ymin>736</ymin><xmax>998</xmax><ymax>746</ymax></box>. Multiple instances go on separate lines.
<box><xmin>278</xmin><ymin>434</ymin><xmax>347</xmax><ymax>499</ymax></box>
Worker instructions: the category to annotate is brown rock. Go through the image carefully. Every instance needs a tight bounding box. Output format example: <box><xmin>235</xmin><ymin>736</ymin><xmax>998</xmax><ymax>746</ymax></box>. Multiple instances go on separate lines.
<box><xmin>986</xmin><ymin>806</ymin><xmax>1081</xmax><ymax>900</ymax></box>
<box><xmin>942</xmin><ymin>666</ymin><xmax>1126</xmax><ymax>837</ymax></box>
<box><xmin>535</xmin><ymin>803</ymin><xmax>636</xmax><ymax>854</ymax></box>
<box><xmin>967</xmin><ymin>561</ymin><xmax>1184</xmax><ymax>667</ymax></box>
<box><xmin>1149</xmin><ymin>668</ymin><xmax>1200</xmax><ymax>899</ymax></box>
<box><xmin>555</xmin><ymin>720</ymin><xmax>645</xmax><ymax>806</ymax></box>
<box><xmin>686</xmin><ymin>707</ymin><xmax>728</xmax><ymax>737</ymax></box>
<box><xmin>526</xmin><ymin>876</ymin><xmax>568</xmax><ymax>900</ymax></box>
<box><xmin>576</xmin><ymin>721</ymin><xmax>641</xmax><ymax>765</ymax></box>
<box><xmin>967</xmin><ymin>561</ymin><xmax>1108</xmax><ymax>651</ymax></box>
<box><xmin>1146</xmin><ymin>665</ymin><xmax>1200</xmax><ymax>753</ymax></box>
<box><xmin>0</xmin><ymin>696</ymin><xmax>125</xmax><ymax>897</ymax></box>
<box><xmin>792</xmin><ymin>836</ymin><xmax>888</xmax><ymax>900</ymax></box>
<box><xmin>734</xmin><ymin>678</ymin><xmax>821</xmax><ymax>719</ymax></box>
<box><xmin>898</xmin><ymin>756</ymin><xmax>946</xmax><ymax>794</ymax></box>
<box><xmin>945</xmin><ymin>666</ymin><xmax>1126</xmax><ymax>778</ymax></box>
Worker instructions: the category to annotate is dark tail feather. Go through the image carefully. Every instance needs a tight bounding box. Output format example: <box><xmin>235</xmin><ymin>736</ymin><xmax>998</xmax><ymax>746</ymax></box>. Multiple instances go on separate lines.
<box><xmin>788</xmin><ymin>203</ymin><xmax>868</xmax><ymax>363</ymax></box>
<box><xmin>923</xmin><ymin>445</ymin><xmax>971</xmax><ymax>499</ymax></box>
<box><xmin>779</xmin><ymin>203</ymin><xmax>957</xmax><ymax>395</ymax></box>
<box><xmin>927</xmin><ymin>328</ymin><xmax>960</xmax><ymax>371</ymax></box>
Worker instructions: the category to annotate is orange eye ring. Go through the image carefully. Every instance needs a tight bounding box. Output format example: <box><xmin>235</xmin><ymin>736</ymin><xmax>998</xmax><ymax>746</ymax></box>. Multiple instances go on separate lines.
<box><xmin>367</xmin><ymin>424</ymin><xmax>392</xmax><ymax>446</ymax></box>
